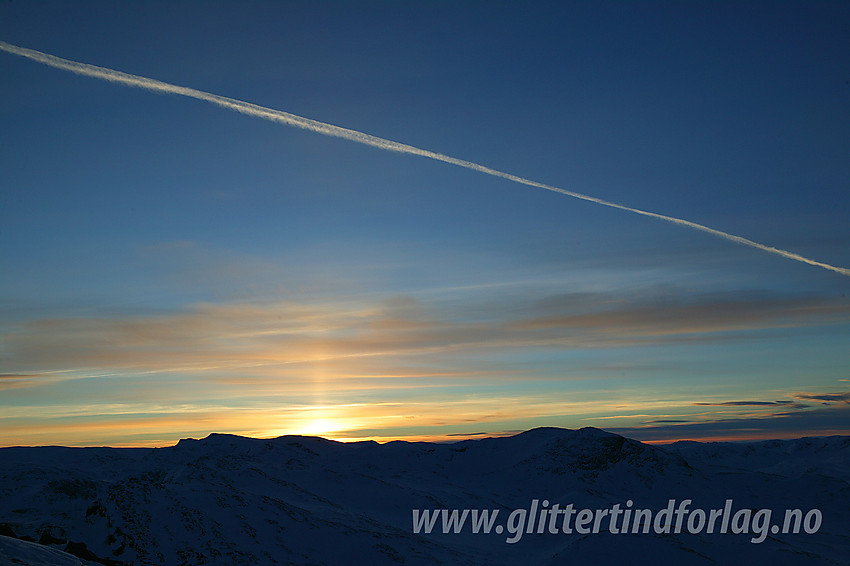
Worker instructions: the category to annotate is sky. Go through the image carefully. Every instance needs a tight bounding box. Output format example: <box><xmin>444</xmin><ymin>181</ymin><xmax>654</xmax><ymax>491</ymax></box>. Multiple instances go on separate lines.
<box><xmin>1</xmin><ymin>1</ymin><xmax>848</xmax><ymax>447</ymax></box>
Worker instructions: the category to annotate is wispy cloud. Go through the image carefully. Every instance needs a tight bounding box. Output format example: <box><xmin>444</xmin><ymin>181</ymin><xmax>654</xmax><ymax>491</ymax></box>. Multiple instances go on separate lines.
<box><xmin>0</xmin><ymin>373</ymin><xmax>56</xmax><ymax>391</ymax></box>
<box><xmin>2</xmin><ymin>40</ymin><xmax>848</xmax><ymax>277</ymax></box>
<box><xmin>609</xmin><ymin>403</ymin><xmax>850</xmax><ymax>443</ymax></box>
<box><xmin>605</xmin><ymin>390</ymin><xmax>850</xmax><ymax>442</ymax></box>
<box><xmin>4</xmin><ymin>289</ymin><xmax>848</xmax><ymax>377</ymax></box>
<box><xmin>693</xmin><ymin>400</ymin><xmax>805</xmax><ymax>407</ymax></box>
<box><xmin>794</xmin><ymin>392</ymin><xmax>850</xmax><ymax>404</ymax></box>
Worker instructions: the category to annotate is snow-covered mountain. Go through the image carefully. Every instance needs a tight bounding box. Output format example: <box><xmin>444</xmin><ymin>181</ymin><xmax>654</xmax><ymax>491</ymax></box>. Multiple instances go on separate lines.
<box><xmin>1</xmin><ymin>427</ymin><xmax>847</xmax><ymax>565</ymax></box>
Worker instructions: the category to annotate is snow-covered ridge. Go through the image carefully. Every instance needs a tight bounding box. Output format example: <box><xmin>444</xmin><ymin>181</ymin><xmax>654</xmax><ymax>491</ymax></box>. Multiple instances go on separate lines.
<box><xmin>1</xmin><ymin>427</ymin><xmax>847</xmax><ymax>565</ymax></box>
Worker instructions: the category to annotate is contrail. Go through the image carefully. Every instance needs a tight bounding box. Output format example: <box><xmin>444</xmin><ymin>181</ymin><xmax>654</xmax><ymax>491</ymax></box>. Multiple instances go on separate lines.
<box><xmin>2</xmin><ymin>40</ymin><xmax>848</xmax><ymax>277</ymax></box>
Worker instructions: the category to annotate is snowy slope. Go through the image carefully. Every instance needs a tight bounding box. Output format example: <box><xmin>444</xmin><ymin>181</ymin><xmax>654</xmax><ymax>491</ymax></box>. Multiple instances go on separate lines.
<box><xmin>0</xmin><ymin>427</ymin><xmax>847</xmax><ymax>565</ymax></box>
<box><xmin>0</xmin><ymin>535</ymin><xmax>83</xmax><ymax>565</ymax></box>
<box><xmin>667</xmin><ymin>436</ymin><xmax>850</xmax><ymax>482</ymax></box>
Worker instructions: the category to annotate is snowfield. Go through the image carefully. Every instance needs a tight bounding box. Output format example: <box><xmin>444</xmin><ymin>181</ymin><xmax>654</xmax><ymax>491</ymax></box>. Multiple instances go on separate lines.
<box><xmin>1</xmin><ymin>427</ymin><xmax>847</xmax><ymax>565</ymax></box>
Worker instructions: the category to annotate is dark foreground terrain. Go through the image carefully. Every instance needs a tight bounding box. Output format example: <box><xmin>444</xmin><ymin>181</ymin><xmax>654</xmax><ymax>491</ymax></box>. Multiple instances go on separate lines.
<box><xmin>1</xmin><ymin>427</ymin><xmax>848</xmax><ymax>565</ymax></box>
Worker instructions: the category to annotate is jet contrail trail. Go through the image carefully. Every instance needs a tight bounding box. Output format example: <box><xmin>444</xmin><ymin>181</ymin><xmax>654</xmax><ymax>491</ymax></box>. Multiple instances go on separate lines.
<box><xmin>2</xmin><ymin>40</ymin><xmax>848</xmax><ymax>277</ymax></box>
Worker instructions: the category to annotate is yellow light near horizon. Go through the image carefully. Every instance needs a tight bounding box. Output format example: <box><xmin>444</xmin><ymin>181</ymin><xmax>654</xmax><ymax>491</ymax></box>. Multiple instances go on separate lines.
<box><xmin>291</xmin><ymin>418</ymin><xmax>345</xmax><ymax>437</ymax></box>
<box><xmin>266</xmin><ymin>407</ymin><xmax>366</xmax><ymax>440</ymax></box>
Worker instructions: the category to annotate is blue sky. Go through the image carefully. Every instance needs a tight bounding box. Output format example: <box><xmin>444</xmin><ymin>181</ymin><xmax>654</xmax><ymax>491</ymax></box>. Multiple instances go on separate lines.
<box><xmin>1</xmin><ymin>1</ymin><xmax>848</xmax><ymax>446</ymax></box>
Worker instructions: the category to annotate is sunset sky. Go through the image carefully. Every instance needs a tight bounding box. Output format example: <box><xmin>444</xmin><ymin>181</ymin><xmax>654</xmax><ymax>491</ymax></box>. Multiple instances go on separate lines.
<box><xmin>1</xmin><ymin>1</ymin><xmax>848</xmax><ymax>447</ymax></box>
